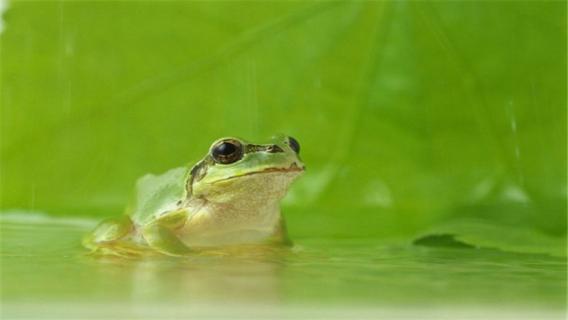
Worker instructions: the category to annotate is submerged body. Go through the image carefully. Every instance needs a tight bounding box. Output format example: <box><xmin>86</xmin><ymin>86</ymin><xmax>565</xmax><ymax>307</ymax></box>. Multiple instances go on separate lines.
<box><xmin>83</xmin><ymin>135</ymin><xmax>304</xmax><ymax>256</ymax></box>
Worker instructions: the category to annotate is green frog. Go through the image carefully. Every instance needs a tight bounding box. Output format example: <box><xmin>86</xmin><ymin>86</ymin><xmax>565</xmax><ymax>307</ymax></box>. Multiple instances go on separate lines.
<box><xmin>83</xmin><ymin>135</ymin><xmax>304</xmax><ymax>256</ymax></box>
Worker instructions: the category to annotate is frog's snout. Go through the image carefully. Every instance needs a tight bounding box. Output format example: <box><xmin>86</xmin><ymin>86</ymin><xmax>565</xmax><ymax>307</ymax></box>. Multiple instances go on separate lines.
<box><xmin>290</xmin><ymin>162</ymin><xmax>306</xmax><ymax>171</ymax></box>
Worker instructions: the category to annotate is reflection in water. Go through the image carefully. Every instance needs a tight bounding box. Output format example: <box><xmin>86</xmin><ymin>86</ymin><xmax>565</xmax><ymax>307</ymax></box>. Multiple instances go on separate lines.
<box><xmin>1</xmin><ymin>218</ymin><xmax>566</xmax><ymax>319</ymax></box>
<box><xmin>107</xmin><ymin>247</ymin><xmax>290</xmax><ymax>304</ymax></box>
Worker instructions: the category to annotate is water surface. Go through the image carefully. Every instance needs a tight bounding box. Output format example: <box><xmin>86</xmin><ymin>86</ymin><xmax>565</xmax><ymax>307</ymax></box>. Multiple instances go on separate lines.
<box><xmin>1</xmin><ymin>217</ymin><xmax>565</xmax><ymax>319</ymax></box>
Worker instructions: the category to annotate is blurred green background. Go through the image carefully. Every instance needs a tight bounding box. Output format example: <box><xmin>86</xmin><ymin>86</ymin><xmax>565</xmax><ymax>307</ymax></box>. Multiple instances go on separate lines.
<box><xmin>1</xmin><ymin>1</ymin><xmax>566</xmax><ymax>253</ymax></box>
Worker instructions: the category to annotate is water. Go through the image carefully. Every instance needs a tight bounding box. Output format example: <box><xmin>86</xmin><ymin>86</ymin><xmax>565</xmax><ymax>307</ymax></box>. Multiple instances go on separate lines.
<box><xmin>1</xmin><ymin>217</ymin><xmax>565</xmax><ymax>319</ymax></box>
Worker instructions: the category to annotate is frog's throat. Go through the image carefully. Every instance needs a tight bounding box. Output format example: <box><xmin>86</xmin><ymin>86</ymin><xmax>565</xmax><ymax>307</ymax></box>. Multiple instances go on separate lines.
<box><xmin>212</xmin><ymin>163</ymin><xmax>304</xmax><ymax>184</ymax></box>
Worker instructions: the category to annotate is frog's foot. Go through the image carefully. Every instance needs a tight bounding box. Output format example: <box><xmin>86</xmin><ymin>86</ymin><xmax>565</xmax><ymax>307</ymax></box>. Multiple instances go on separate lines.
<box><xmin>142</xmin><ymin>209</ymin><xmax>192</xmax><ymax>257</ymax></box>
<box><xmin>82</xmin><ymin>216</ymin><xmax>145</xmax><ymax>256</ymax></box>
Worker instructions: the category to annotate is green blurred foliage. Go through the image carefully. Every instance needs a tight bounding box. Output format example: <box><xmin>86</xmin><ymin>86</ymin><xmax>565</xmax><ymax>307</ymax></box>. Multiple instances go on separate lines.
<box><xmin>1</xmin><ymin>1</ymin><xmax>566</xmax><ymax>251</ymax></box>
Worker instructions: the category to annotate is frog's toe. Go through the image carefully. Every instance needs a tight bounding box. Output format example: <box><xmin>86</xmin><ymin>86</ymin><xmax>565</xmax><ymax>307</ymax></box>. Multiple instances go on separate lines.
<box><xmin>85</xmin><ymin>241</ymin><xmax>152</xmax><ymax>257</ymax></box>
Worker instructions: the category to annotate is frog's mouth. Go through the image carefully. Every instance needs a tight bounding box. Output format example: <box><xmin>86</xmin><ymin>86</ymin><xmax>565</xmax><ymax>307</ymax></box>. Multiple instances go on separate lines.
<box><xmin>215</xmin><ymin>163</ymin><xmax>304</xmax><ymax>183</ymax></box>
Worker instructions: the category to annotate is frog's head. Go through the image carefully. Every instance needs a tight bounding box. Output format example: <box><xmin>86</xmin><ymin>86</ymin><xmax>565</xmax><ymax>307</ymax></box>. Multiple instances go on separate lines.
<box><xmin>188</xmin><ymin>135</ymin><xmax>305</xmax><ymax>203</ymax></box>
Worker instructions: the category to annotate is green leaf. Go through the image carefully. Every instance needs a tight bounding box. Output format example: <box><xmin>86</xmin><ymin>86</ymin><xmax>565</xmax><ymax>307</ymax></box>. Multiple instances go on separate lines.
<box><xmin>415</xmin><ymin>218</ymin><xmax>567</xmax><ymax>257</ymax></box>
<box><xmin>1</xmin><ymin>1</ymin><xmax>566</xmax><ymax>251</ymax></box>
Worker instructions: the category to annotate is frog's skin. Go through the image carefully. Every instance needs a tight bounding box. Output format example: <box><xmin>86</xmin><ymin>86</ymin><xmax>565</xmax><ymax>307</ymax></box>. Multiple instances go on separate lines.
<box><xmin>83</xmin><ymin>135</ymin><xmax>304</xmax><ymax>256</ymax></box>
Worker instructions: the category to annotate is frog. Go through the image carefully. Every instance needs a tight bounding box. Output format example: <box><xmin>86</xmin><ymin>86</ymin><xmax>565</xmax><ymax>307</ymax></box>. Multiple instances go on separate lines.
<box><xmin>82</xmin><ymin>135</ymin><xmax>304</xmax><ymax>256</ymax></box>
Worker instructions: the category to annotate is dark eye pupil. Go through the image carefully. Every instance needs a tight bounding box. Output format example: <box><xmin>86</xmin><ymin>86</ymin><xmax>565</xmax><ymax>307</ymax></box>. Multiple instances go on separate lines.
<box><xmin>211</xmin><ymin>140</ymin><xmax>243</xmax><ymax>164</ymax></box>
<box><xmin>288</xmin><ymin>136</ymin><xmax>300</xmax><ymax>154</ymax></box>
<box><xmin>216</xmin><ymin>142</ymin><xmax>236</xmax><ymax>156</ymax></box>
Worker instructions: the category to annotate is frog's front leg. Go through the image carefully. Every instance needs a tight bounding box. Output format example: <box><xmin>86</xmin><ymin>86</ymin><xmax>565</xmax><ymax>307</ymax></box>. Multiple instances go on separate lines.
<box><xmin>82</xmin><ymin>216</ymin><xmax>144</xmax><ymax>256</ymax></box>
<box><xmin>142</xmin><ymin>209</ymin><xmax>192</xmax><ymax>256</ymax></box>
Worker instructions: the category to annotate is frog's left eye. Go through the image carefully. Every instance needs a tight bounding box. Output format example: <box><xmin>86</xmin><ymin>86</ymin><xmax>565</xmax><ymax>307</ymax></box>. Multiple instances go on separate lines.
<box><xmin>287</xmin><ymin>136</ymin><xmax>300</xmax><ymax>154</ymax></box>
<box><xmin>211</xmin><ymin>139</ymin><xmax>244</xmax><ymax>164</ymax></box>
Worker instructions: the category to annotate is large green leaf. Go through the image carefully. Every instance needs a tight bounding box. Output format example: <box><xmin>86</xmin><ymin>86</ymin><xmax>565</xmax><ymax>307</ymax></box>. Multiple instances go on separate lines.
<box><xmin>1</xmin><ymin>1</ymin><xmax>566</xmax><ymax>254</ymax></box>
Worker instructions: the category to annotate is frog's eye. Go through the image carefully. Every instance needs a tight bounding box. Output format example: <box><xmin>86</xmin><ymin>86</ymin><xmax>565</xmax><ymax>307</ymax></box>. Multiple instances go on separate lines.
<box><xmin>287</xmin><ymin>136</ymin><xmax>300</xmax><ymax>154</ymax></box>
<box><xmin>211</xmin><ymin>139</ymin><xmax>244</xmax><ymax>164</ymax></box>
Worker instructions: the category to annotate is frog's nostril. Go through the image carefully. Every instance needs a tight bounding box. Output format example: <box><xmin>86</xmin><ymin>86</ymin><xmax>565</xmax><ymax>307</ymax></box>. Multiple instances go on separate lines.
<box><xmin>289</xmin><ymin>162</ymin><xmax>305</xmax><ymax>171</ymax></box>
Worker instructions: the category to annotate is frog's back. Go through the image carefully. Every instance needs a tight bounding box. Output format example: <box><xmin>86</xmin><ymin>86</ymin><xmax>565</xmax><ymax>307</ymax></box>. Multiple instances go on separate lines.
<box><xmin>127</xmin><ymin>167</ymin><xmax>190</xmax><ymax>225</ymax></box>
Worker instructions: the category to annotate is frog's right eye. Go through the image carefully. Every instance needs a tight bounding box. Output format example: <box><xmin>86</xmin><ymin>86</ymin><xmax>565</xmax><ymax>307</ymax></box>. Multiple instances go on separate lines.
<box><xmin>211</xmin><ymin>139</ymin><xmax>244</xmax><ymax>164</ymax></box>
